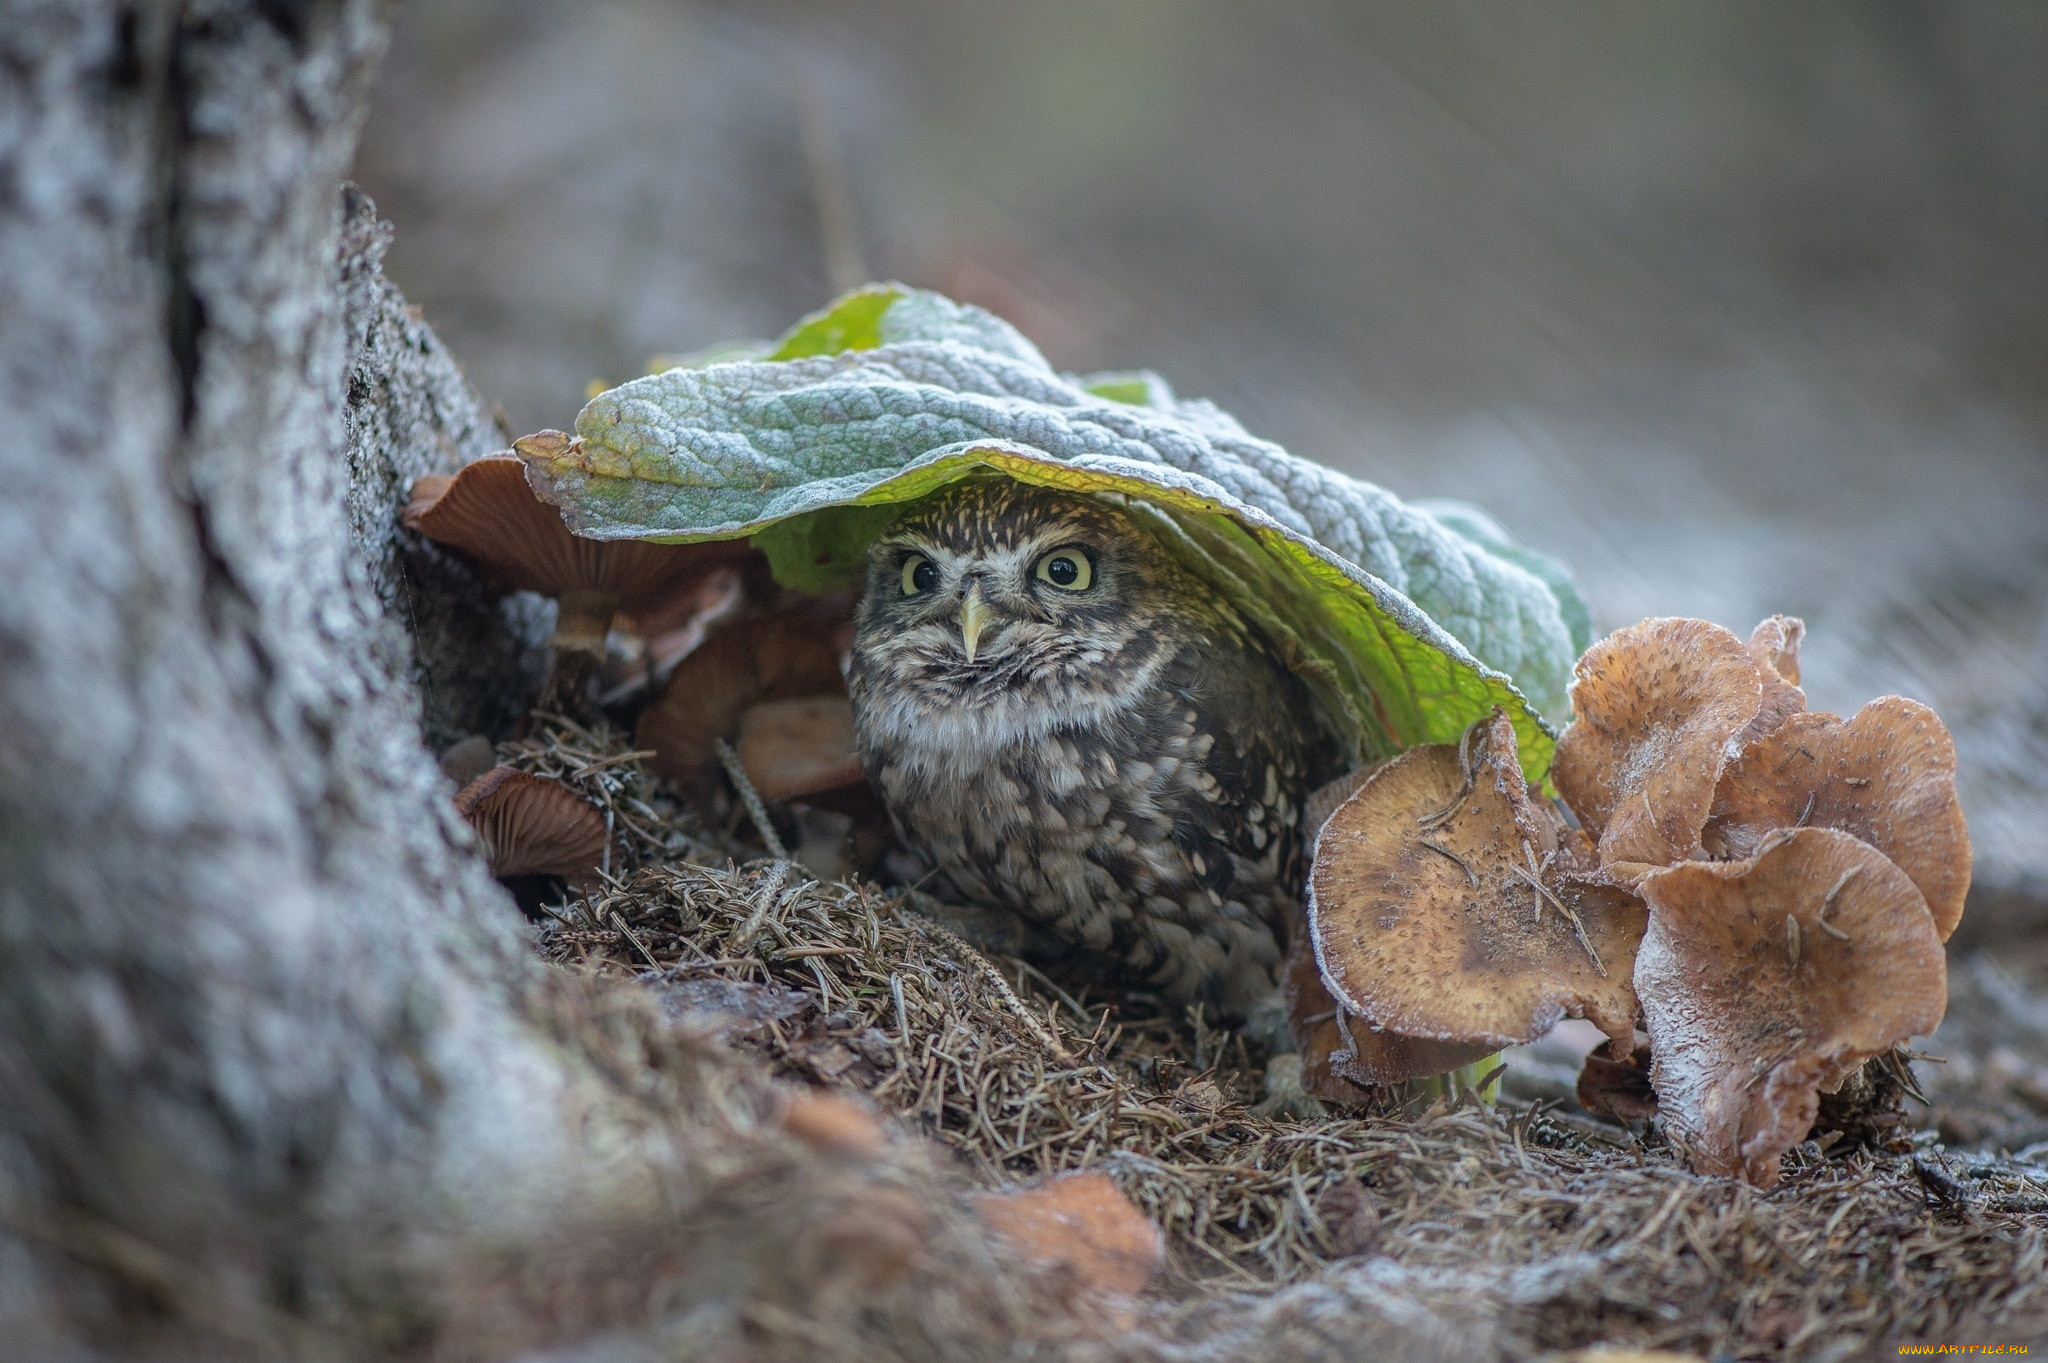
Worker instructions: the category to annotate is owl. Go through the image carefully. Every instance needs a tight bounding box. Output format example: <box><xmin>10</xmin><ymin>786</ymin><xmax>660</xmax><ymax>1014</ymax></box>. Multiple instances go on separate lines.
<box><xmin>848</xmin><ymin>478</ymin><xmax>1345</xmax><ymax>1018</ymax></box>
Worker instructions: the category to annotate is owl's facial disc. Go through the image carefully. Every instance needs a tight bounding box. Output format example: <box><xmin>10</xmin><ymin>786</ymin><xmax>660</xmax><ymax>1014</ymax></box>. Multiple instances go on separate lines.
<box><xmin>853</xmin><ymin>482</ymin><xmax>1190</xmax><ymax>724</ymax></box>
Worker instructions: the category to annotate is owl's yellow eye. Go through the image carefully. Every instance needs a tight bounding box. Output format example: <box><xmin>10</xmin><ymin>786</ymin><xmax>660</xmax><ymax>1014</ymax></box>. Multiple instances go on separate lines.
<box><xmin>1034</xmin><ymin>548</ymin><xmax>1093</xmax><ymax>591</ymax></box>
<box><xmin>900</xmin><ymin>553</ymin><xmax>940</xmax><ymax>596</ymax></box>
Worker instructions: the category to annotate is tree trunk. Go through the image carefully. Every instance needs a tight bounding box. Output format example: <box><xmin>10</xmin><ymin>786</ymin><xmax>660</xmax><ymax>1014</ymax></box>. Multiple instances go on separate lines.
<box><xmin>0</xmin><ymin>5</ymin><xmax>1047</xmax><ymax>1359</ymax></box>
<box><xmin>0</xmin><ymin>7</ymin><xmax>1492</xmax><ymax>1360</ymax></box>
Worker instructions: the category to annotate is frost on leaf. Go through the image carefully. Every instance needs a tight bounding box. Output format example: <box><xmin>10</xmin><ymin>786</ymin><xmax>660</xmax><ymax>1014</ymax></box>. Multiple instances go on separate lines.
<box><xmin>1703</xmin><ymin>696</ymin><xmax>1972</xmax><ymax>942</ymax></box>
<box><xmin>1635</xmin><ymin>828</ymin><xmax>1946</xmax><ymax>1188</ymax></box>
<box><xmin>519</xmin><ymin>285</ymin><xmax>1591</xmax><ymax>775</ymax></box>
<box><xmin>1308</xmin><ymin>711</ymin><xmax>1646</xmax><ymax>1054</ymax></box>
<box><xmin>1551</xmin><ymin>617</ymin><xmax>1763</xmax><ymax>871</ymax></box>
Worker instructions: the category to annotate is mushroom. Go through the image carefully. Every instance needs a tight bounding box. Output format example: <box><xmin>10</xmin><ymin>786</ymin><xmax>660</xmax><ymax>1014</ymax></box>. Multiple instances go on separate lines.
<box><xmin>452</xmin><ymin>766</ymin><xmax>609</xmax><ymax>883</ymax></box>
<box><xmin>779</xmin><ymin>1089</ymin><xmax>884</xmax><ymax>1159</ymax></box>
<box><xmin>1575</xmin><ymin>1038</ymin><xmax>1658</xmax><ymax>1125</ymax></box>
<box><xmin>1702</xmin><ymin>695</ymin><xmax>1971</xmax><ymax>940</ymax></box>
<box><xmin>403</xmin><ymin>450</ymin><xmax>746</xmax><ymax>713</ymax></box>
<box><xmin>1302</xmin><ymin>758</ymin><xmax>1392</xmax><ymax>856</ymax></box>
<box><xmin>1633</xmin><ymin>827</ymin><xmax>1947</xmax><ymax>1187</ymax></box>
<box><xmin>636</xmin><ymin>604</ymin><xmax>853</xmax><ymax>796</ymax></box>
<box><xmin>1308</xmin><ymin>712</ymin><xmax>1648</xmax><ymax>1057</ymax></box>
<box><xmin>971</xmin><ymin>1172</ymin><xmax>1163</xmax><ymax>1299</ymax></box>
<box><xmin>735</xmin><ymin>695</ymin><xmax>867</xmax><ymax>804</ymax></box>
<box><xmin>1550</xmin><ymin>617</ymin><xmax>1764</xmax><ymax>871</ymax></box>
<box><xmin>1739</xmin><ymin>614</ymin><xmax>1808</xmax><ymax>746</ymax></box>
<box><xmin>1285</xmin><ymin>929</ymin><xmax>1492</xmax><ymax>1097</ymax></box>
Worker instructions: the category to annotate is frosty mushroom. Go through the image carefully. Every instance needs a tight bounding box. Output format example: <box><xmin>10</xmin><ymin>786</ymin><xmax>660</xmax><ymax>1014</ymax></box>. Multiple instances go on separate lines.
<box><xmin>1550</xmin><ymin>617</ymin><xmax>1765</xmax><ymax>879</ymax></box>
<box><xmin>1633</xmin><ymin>827</ymin><xmax>1947</xmax><ymax>1187</ymax></box>
<box><xmin>1306</xmin><ymin>712</ymin><xmax>1647</xmax><ymax>1071</ymax></box>
<box><xmin>1703</xmin><ymin>695</ymin><xmax>1972</xmax><ymax>940</ymax></box>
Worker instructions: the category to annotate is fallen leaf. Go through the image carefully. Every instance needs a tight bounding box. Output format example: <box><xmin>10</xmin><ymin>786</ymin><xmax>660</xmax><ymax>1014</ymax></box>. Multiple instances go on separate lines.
<box><xmin>973</xmin><ymin>1171</ymin><xmax>1162</xmax><ymax>1298</ymax></box>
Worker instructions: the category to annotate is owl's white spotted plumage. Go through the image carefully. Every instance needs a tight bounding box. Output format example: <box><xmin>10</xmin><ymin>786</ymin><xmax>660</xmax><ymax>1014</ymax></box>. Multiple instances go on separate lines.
<box><xmin>848</xmin><ymin>479</ymin><xmax>1344</xmax><ymax>1017</ymax></box>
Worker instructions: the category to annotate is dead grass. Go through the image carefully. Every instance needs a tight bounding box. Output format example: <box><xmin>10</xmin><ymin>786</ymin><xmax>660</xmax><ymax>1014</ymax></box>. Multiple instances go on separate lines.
<box><xmin>506</xmin><ymin>717</ymin><xmax>2048</xmax><ymax>1358</ymax></box>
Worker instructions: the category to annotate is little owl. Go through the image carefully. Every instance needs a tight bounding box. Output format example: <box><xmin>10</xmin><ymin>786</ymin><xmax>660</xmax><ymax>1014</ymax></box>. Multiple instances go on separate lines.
<box><xmin>849</xmin><ymin>478</ymin><xmax>1344</xmax><ymax>1018</ymax></box>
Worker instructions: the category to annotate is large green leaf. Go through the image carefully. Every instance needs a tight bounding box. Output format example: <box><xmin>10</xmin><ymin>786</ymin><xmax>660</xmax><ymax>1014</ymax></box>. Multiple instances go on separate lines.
<box><xmin>520</xmin><ymin>287</ymin><xmax>1587</xmax><ymax>780</ymax></box>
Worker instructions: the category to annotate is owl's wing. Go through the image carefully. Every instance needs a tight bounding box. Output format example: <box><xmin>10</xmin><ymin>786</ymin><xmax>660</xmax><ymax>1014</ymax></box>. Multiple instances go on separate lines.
<box><xmin>1159</xmin><ymin>624</ymin><xmax>1346</xmax><ymax>914</ymax></box>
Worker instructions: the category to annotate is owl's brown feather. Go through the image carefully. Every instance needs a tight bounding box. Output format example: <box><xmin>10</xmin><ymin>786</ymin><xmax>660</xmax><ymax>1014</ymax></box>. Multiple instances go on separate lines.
<box><xmin>848</xmin><ymin>479</ymin><xmax>1344</xmax><ymax>1016</ymax></box>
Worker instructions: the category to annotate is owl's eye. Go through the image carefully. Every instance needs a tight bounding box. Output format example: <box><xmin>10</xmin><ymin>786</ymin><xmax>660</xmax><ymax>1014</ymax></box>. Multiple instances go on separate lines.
<box><xmin>1034</xmin><ymin>547</ymin><xmax>1093</xmax><ymax>591</ymax></box>
<box><xmin>900</xmin><ymin>553</ymin><xmax>940</xmax><ymax>596</ymax></box>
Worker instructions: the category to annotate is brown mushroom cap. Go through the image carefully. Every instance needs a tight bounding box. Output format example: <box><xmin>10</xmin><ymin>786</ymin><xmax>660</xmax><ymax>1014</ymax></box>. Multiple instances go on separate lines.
<box><xmin>780</xmin><ymin>1090</ymin><xmax>884</xmax><ymax>1159</ymax></box>
<box><xmin>736</xmin><ymin>695</ymin><xmax>867</xmax><ymax>803</ymax></box>
<box><xmin>1703</xmin><ymin>696</ymin><xmax>1971</xmax><ymax>940</ymax></box>
<box><xmin>1285</xmin><ymin>929</ymin><xmax>1492</xmax><ymax>1095</ymax></box>
<box><xmin>1739</xmin><ymin>615</ymin><xmax>1808</xmax><ymax>745</ymax></box>
<box><xmin>1634</xmin><ymin>827</ymin><xmax>1947</xmax><ymax>1187</ymax></box>
<box><xmin>972</xmin><ymin>1172</ymin><xmax>1163</xmax><ymax>1299</ymax></box>
<box><xmin>637</xmin><ymin>606</ymin><xmax>852</xmax><ymax>792</ymax></box>
<box><xmin>1551</xmin><ymin>618</ymin><xmax>1764</xmax><ymax>868</ymax></box>
<box><xmin>453</xmin><ymin>766</ymin><xmax>609</xmax><ymax>881</ymax></box>
<box><xmin>404</xmin><ymin>452</ymin><xmax>738</xmax><ymax>613</ymax></box>
<box><xmin>1576</xmin><ymin>1039</ymin><xmax>1658</xmax><ymax>1125</ymax></box>
<box><xmin>1309</xmin><ymin>712</ymin><xmax>1648</xmax><ymax>1051</ymax></box>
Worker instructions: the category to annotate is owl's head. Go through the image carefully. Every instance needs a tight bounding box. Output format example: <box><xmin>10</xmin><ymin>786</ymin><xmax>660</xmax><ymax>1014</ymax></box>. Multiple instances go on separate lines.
<box><xmin>850</xmin><ymin>479</ymin><xmax>1196</xmax><ymax>725</ymax></box>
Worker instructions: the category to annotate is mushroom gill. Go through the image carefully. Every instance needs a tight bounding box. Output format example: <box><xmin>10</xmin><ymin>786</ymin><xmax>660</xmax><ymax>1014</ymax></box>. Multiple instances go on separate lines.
<box><xmin>453</xmin><ymin>766</ymin><xmax>609</xmax><ymax>883</ymax></box>
<box><xmin>404</xmin><ymin>451</ymin><xmax>747</xmax><ymax>713</ymax></box>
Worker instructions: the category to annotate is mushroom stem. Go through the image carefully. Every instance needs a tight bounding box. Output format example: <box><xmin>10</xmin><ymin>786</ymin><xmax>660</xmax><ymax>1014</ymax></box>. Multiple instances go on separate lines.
<box><xmin>539</xmin><ymin>588</ymin><xmax>618</xmax><ymax>714</ymax></box>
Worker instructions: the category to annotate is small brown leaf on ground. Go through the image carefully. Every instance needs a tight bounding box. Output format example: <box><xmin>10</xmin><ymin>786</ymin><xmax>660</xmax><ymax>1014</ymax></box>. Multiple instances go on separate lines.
<box><xmin>1551</xmin><ymin>617</ymin><xmax>1763</xmax><ymax>867</ymax></box>
<box><xmin>1309</xmin><ymin>712</ymin><xmax>1647</xmax><ymax>1052</ymax></box>
<box><xmin>1703</xmin><ymin>695</ymin><xmax>1972</xmax><ymax>940</ymax></box>
<box><xmin>1635</xmin><ymin>827</ymin><xmax>1947</xmax><ymax>1187</ymax></box>
<box><xmin>973</xmin><ymin>1171</ymin><xmax>1163</xmax><ymax>1298</ymax></box>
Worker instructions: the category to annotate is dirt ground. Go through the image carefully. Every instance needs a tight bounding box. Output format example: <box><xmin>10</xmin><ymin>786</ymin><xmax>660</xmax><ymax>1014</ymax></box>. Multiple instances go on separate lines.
<box><xmin>499</xmin><ymin>716</ymin><xmax>2048</xmax><ymax>1359</ymax></box>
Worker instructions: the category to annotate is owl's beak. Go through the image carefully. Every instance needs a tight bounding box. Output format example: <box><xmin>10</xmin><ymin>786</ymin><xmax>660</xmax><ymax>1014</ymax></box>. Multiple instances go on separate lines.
<box><xmin>958</xmin><ymin>582</ymin><xmax>993</xmax><ymax>663</ymax></box>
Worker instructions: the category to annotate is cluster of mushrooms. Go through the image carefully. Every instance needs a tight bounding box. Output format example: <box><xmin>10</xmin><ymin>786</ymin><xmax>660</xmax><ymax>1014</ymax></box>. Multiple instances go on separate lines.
<box><xmin>1300</xmin><ymin>616</ymin><xmax>1969</xmax><ymax>1186</ymax></box>
<box><xmin>403</xmin><ymin>445</ymin><xmax>873</xmax><ymax>885</ymax></box>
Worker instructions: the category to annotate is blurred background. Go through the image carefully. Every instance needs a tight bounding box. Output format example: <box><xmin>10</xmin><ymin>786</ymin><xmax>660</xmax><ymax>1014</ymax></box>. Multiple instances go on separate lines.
<box><xmin>354</xmin><ymin>0</ymin><xmax>2048</xmax><ymax>932</ymax></box>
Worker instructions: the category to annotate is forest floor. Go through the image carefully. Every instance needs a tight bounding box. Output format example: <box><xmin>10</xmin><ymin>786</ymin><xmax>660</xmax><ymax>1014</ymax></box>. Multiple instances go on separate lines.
<box><xmin>503</xmin><ymin>716</ymin><xmax>2048</xmax><ymax>1360</ymax></box>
